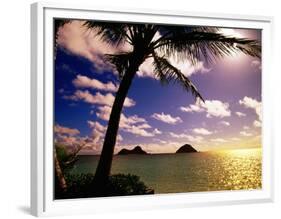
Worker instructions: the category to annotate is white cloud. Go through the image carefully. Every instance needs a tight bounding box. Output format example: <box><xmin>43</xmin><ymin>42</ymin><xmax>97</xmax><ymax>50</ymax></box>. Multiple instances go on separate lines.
<box><xmin>240</xmin><ymin>131</ymin><xmax>252</xmax><ymax>137</ymax></box>
<box><xmin>55</xmin><ymin>134</ymin><xmax>81</xmax><ymax>147</ymax></box>
<box><xmin>193</xmin><ymin>128</ymin><xmax>212</xmax><ymax>135</ymax></box>
<box><xmin>120</xmin><ymin>114</ymin><xmax>147</xmax><ymax>128</ymax></box>
<box><xmin>86</xmin><ymin>120</ymin><xmax>123</xmax><ymax>150</ymax></box>
<box><xmin>211</xmin><ymin>138</ymin><xmax>227</xmax><ymax>143</ymax></box>
<box><xmin>243</xmin><ymin>126</ymin><xmax>250</xmax><ymax>130</ymax></box>
<box><xmin>54</xmin><ymin>124</ymin><xmax>80</xmax><ymax>136</ymax></box>
<box><xmin>251</xmin><ymin>60</ymin><xmax>261</xmax><ymax>70</ymax></box>
<box><xmin>96</xmin><ymin>105</ymin><xmax>161</xmax><ymax>137</ymax></box>
<box><xmin>96</xmin><ymin>105</ymin><xmax>112</xmax><ymax>121</ymax></box>
<box><xmin>88</xmin><ymin>121</ymin><xmax>106</xmax><ymax>145</ymax></box>
<box><xmin>235</xmin><ymin>111</ymin><xmax>246</xmax><ymax>117</ymax></box>
<box><xmin>180</xmin><ymin>99</ymin><xmax>231</xmax><ymax>118</ymax></box>
<box><xmin>73</xmin><ymin>75</ymin><xmax>118</xmax><ymax>92</ymax></box>
<box><xmin>153</xmin><ymin>128</ymin><xmax>162</xmax><ymax>135</ymax></box>
<box><xmin>151</xmin><ymin>112</ymin><xmax>183</xmax><ymax>125</ymax></box>
<box><xmin>239</xmin><ymin>96</ymin><xmax>262</xmax><ymax>128</ymax></box>
<box><xmin>253</xmin><ymin>120</ymin><xmax>262</xmax><ymax>128</ymax></box>
<box><xmin>179</xmin><ymin>103</ymin><xmax>204</xmax><ymax>113</ymax></box>
<box><xmin>122</xmin><ymin>125</ymin><xmax>154</xmax><ymax>137</ymax></box>
<box><xmin>169</xmin><ymin>57</ymin><xmax>211</xmax><ymax>77</ymax></box>
<box><xmin>57</xmin><ymin>21</ymin><xmax>131</xmax><ymax>72</ymax></box>
<box><xmin>169</xmin><ymin>132</ymin><xmax>203</xmax><ymax>143</ymax></box>
<box><xmin>66</xmin><ymin>90</ymin><xmax>135</xmax><ymax>107</ymax></box>
<box><xmin>138</xmin><ymin>56</ymin><xmax>211</xmax><ymax>79</ymax></box>
<box><xmin>87</xmin><ymin>121</ymin><xmax>106</xmax><ymax>132</ymax></box>
<box><xmin>219</xmin><ymin>121</ymin><xmax>230</xmax><ymax>126</ymax></box>
<box><xmin>169</xmin><ymin>132</ymin><xmax>189</xmax><ymax>138</ymax></box>
<box><xmin>239</xmin><ymin>96</ymin><xmax>262</xmax><ymax>121</ymax></box>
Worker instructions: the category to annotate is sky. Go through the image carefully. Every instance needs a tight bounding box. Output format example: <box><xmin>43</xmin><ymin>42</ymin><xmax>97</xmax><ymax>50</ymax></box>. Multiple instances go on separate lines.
<box><xmin>54</xmin><ymin>20</ymin><xmax>262</xmax><ymax>155</ymax></box>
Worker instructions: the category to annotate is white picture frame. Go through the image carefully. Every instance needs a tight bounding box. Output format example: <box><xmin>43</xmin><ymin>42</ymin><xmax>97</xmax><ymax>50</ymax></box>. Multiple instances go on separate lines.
<box><xmin>30</xmin><ymin>2</ymin><xmax>274</xmax><ymax>217</ymax></box>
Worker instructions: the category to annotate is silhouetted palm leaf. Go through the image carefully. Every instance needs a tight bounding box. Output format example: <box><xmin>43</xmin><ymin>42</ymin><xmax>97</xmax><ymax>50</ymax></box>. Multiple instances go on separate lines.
<box><xmin>83</xmin><ymin>21</ymin><xmax>132</xmax><ymax>46</ymax></box>
<box><xmin>105</xmin><ymin>52</ymin><xmax>133</xmax><ymax>78</ymax></box>
<box><xmin>152</xmin><ymin>53</ymin><xmax>204</xmax><ymax>101</ymax></box>
<box><xmin>155</xmin><ymin>31</ymin><xmax>261</xmax><ymax>64</ymax></box>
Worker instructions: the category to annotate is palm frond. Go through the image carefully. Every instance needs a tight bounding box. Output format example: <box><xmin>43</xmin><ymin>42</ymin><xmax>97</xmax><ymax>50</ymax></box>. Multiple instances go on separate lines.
<box><xmin>83</xmin><ymin>21</ymin><xmax>131</xmax><ymax>46</ymax></box>
<box><xmin>152</xmin><ymin>53</ymin><xmax>204</xmax><ymax>101</ymax></box>
<box><xmin>154</xmin><ymin>31</ymin><xmax>261</xmax><ymax>64</ymax></box>
<box><xmin>105</xmin><ymin>52</ymin><xmax>133</xmax><ymax>79</ymax></box>
<box><xmin>151</xmin><ymin>25</ymin><xmax>220</xmax><ymax>47</ymax></box>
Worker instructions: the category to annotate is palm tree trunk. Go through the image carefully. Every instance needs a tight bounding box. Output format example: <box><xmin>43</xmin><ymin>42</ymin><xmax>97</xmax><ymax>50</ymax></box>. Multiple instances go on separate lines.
<box><xmin>54</xmin><ymin>150</ymin><xmax>67</xmax><ymax>192</ymax></box>
<box><xmin>94</xmin><ymin>57</ymin><xmax>142</xmax><ymax>188</ymax></box>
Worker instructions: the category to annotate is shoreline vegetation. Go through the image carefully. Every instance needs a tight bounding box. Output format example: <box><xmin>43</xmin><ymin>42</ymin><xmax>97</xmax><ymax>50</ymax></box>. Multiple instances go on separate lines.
<box><xmin>55</xmin><ymin>143</ymin><xmax>155</xmax><ymax>199</ymax></box>
<box><xmin>55</xmin><ymin>173</ymin><xmax>154</xmax><ymax>199</ymax></box>
<box><xmin>55</xmin><ymin>143</ymin><xmax>197</xmax><ymax>199</ymax></box>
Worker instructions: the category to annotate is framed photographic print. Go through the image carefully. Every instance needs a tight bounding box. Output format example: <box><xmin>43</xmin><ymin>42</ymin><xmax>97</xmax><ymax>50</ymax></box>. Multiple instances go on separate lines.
<box><xmin>31</xmin><ymin>2</ymin><xmax>274</xmax><ymax>216</ymax></box>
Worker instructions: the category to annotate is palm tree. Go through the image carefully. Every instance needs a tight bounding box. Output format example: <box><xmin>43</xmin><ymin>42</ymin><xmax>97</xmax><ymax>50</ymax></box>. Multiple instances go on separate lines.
<box><xmin>82</xmin><ymin>21</ymin><xmax>261</xmax><ymax>187</ymax></box>
<box><xmin>57</xmin><ymin>20</ymin><xmax>261</xmax><ymax>188</ymax></box>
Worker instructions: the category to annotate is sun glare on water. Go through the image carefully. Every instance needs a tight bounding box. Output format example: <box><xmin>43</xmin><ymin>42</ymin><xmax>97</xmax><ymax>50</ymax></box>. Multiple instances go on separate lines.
<box><xmin>208</xmin><ymin>148</ymin><xmax>262</xmax><ymax>191</ymax></box>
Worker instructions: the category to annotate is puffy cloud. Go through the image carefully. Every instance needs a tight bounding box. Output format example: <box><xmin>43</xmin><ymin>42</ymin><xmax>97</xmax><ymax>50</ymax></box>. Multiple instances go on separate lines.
<box><xmin>192</xmin><ymin>128</ymin><xmax>212</xmax><ymax>135</ymax></box>
<box><xmin>243</xmin><ymin>126</ymin><xmax>250</xmax><ymax>130</ymax></box>
<box><xmin>55</xmin><ymin>134</ymin><xmax>79</xmax><ymax>146</ymax></box>
<box><xmin>235</xmin><ymin>111</ymin><xmax>246</xmax><ymax>117</ymax></box>
<box><xmin>153</xmin><ymin>128</ymin><xmax>162</xmax><ymax>135</ymax></box>
<box><xmin>119</xmin><ymin>114</ymin><xmax>147</xmax><ymax>128</ymax></box>
<box><xmin>66</xmin><ymin>90</ymin><xmax>135</xmax><ymax>107</ymax></box>
<box><xmin>180</xmin><ymin>99</ymin><xmax>231</xmax><ymax>118</ymax></box>
<box><xmin>73</xmin><ymin>75</ymin><xmax>118</xmax><ymax>92</ymax></box>
<box><xmin>121</xmin><ymin>125</ymin><xmax>153</xmax><ymax>137</ymax></box>
<box><xmin>239</xmin><ymin>96</ymin><xmax>262</xmax><ymax>128</ymax></box>
<box><xmin>169</xmin><ymin>132</ymin><xmax>203</xmax><ymax>143</ymax></box>
<box><xmin>96</xmin><ymin>105</ymin><xmax>161</xmax><ymax>137</ymax></box>
<box><xmin>179</xmin><ymin>103</ymin><xmax>204</xmax><ymax>113</ymax></box>
<box><xmin>96</xmin><ymin>105</ymin><xmax>111</xmax><ymax>121</ymax></box>
<box><xmin>168</xmin><ymin>57</ymin><xmax>211</xmax><ymax>77</ymax></box>
<box><xmin>219</xmin><ymin>121</ymin><xmax>230</xmax><ymax>126</ymax></box>
<box><xmin>253</xmin><ymin>120</ymin><xmax>261</xmax><ymax>128</ymax></box>
<box><xmin>251</xmin><ymin>60</ymin><xmax>261</xmax><ymax>70</ymax></box>
<box><xmin>87</xmin><ymin>121</ymin><xmax>106</xmax><ymax>132</ymax></box>
<box><xmin>211</xmin><ymin>138</ymin><xmax>227</xmax><ymax>143</ymax></box>
<box><xmin>239</xmin><ymin>96</ymin><xmax>261</xmax><ymax>120</ymax></box>
<box><xmin>137</xmin><ymin>56</ymin><xmax>211</xmax><ymax>79</ymax></box>
<box><xmin>240</xmin><ymin>131</ymin><xmax>252</xmax><ymax>137</ymax></box>
<box><xmin>85</xmin><ymin>120</ymin><xmax>123</xmax><ymax>152</ymax></box>
<box><xmin>54</xmin><ymin>124</ymin><xmax>80</xmax><ymax>136</ymax></box>
<box><xmin>57</xmin><ymin>20</ymin><xmax>131</xmax><ymax>72</ymax></box>
<box><xmin>151</xmin><ymin>112</ymin><xmax>183</xmax><ymax>125</ymax></box>
<box><xmin>88</xmin><ymin>121</ymin><xmax>106</xmax><ymax>145</ymax></box>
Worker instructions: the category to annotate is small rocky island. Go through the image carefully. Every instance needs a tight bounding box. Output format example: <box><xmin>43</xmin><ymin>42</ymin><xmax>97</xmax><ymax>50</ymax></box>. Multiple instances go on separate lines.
<box><xmin>176</xmin><ymin>144</ymin><xmax>198</xmax><ymax>153</ymax></box>
<box><xmin>117</xmin><ymin>146</ymin><xmax>148</xmax><ymax>155</ymax></box>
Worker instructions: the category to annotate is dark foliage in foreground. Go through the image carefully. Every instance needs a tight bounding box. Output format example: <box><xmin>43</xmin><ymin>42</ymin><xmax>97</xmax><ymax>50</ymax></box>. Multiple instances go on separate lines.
<box><xmin>55</xmin><ymin>173</ymin><xmax>154</xmax><ymax>199</ymax></box>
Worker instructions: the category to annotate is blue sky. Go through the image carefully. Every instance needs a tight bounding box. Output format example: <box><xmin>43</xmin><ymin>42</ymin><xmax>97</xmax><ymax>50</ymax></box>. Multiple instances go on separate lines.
<box><xmin>54</xmin><ymin>20</ymin><xmax>262</xmax><ymax>154</ymax></box>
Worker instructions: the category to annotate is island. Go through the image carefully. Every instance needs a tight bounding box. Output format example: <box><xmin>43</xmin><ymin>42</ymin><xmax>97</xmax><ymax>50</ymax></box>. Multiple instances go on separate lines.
<box><xmin>117</xmin><ymin>146</ymin><xmax>148</xmax><ymax>155</ymax></box>
<box><xmin>176</xmin><ymin>144</ymin><xmax>198</xmax><ymax>153</ymax></box>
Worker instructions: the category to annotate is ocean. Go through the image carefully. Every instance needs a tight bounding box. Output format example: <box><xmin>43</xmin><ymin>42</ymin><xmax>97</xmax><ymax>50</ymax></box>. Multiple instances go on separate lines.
<box><xmin>70</xmin><ymin>148</ymin><xmax>262</xmax><ymax>194</ymax></box>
